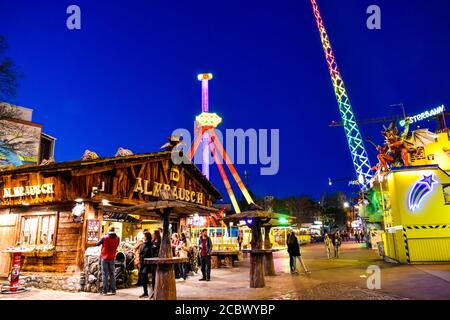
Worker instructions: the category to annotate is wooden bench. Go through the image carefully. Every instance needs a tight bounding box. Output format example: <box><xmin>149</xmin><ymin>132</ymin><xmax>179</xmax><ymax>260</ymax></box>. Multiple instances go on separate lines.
<box><xmin>210</xmin><ymin>251</ymin><xmax>239</xmax><ymax>268</ymax></box>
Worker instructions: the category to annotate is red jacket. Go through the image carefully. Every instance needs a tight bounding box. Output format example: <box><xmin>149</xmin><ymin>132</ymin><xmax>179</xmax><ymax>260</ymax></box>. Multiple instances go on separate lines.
<box><xmin>97</xmin><ymin>233</ymin><xmax>120</xmax><ymax>260</ymax></box>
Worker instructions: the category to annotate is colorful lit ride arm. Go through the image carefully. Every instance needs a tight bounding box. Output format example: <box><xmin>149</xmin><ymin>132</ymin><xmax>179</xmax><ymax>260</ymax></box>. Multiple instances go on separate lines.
<box><xmin>208</xmin><ymin>129</ymin><xmax>255</xmax><ymax>205</ymax></box>
<box><xmin>209</xmin><ymin>141</ymin><xmax>242</xmax><ymax>213</ymax></box>
<box><xmin>189</xmin><ymin>126</ymin><xmax>205</xmax><ymax>160</ymax></box>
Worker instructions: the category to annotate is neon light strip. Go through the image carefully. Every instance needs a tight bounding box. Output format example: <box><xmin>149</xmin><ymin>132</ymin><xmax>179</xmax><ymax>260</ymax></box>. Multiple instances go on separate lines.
<box><xmin>311</xmin><ymin>0</ymin><xmax>372</xmax><ymax>187</ymax></box>
<box><xmin>207</xmin><ymin>129</ymin><xmax>254</xmax><ymax>205</ymax></box>
<box><xmin>209</xmin><ymin>142</ymin><xmax>241</xmax><ymax>213</ymax></box>
<box><xmin>407</xmin><ymin>174</ymin><xmax>438</xmax><ymax>212</ymax></box>
<box><xmin>399</xmin><ymin>105</ymin><xmax>445</xmax><ymax>127</ymax></box>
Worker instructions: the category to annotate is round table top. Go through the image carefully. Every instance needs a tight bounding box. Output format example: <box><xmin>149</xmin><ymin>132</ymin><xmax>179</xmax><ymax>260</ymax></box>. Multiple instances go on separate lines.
<box><xmin>144</xmin><ymin>257</ymin><xmax>188</xmax><ymax>265</ymax></box>
<box><xmin>1</xmin><ymin>249</ymin><xmax>32</xmax><ymax>254</ymax></box>
<box><xmin>211</xmin><ymin>250</ymin><xmax>240</xmax><ymax>255</ymax></box>
<box><xmin>242</xmin><ymin>248</ymin><xmax>280</xmax><ymax>254</ymax></box>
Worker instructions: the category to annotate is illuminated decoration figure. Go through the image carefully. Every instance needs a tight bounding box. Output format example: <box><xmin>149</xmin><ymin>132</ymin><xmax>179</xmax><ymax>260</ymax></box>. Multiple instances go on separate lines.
<box><xmin>190</xmin><ymin>73</ymin><xmax>255</xmax><ymax>213</ymax></box>
<box><xmin>311</xmin><ymin>0</ymin><xmax>372</xmax><ymax>188</ymax></box>
<box><xmin>408</xmin><ymin>174</ymin><xmax>438</xmax><ymax>212</ymax></box>
<box><xmin>374</xmin><ymin>122</ymin><xmax>410</xmax><ymax>171</ymax></box>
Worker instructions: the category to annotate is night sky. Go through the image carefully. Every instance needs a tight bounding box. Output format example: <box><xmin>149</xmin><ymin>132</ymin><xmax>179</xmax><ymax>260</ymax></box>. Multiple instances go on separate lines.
<box><xmin>1</xmin><ymin>0</ymin><xmax>449</xmax><ymax>202</ymax></box>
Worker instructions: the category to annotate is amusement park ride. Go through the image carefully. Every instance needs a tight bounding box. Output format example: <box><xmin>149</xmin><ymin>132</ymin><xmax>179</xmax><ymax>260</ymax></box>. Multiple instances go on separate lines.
<box><xmin>310</xmin><ymin>0</ymin><xmax>373</xmax><ymax>190</ymax></box>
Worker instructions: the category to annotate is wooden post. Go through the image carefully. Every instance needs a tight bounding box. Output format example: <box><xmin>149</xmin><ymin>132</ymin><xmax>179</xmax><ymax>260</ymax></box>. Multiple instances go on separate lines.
<box><xmin>249</xmin><ymin>218</ymin><xmax>265</xmax><ymax>288</ymax></box>
<box><xmin>159</xmin><ymin>208</ymin><xmax>172</xmax><ymax>259</ymax></box>
<box><xmin>154</xmin><ymin>208</ymin><xmax>176</xmax><ymax>300</ymax></box>
<box><xmin>263</xmin><ymin>226</ymin><xmax>276</xmax><ymax>276</ymax></box>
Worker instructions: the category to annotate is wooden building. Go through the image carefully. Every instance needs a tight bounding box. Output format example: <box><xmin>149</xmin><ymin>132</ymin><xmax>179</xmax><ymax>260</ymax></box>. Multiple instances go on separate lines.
<box><xmin>0</xmin><ymin>151</ymin><xmax>221</xmax><ymax>276</ymax></box>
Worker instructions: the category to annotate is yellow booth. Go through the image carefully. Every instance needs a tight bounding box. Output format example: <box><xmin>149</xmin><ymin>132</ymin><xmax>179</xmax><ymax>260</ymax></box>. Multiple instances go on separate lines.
<box><xmin>379</xmin><ymin>164</ymin><xmax>450</xmax><ymax>263</ymax></box>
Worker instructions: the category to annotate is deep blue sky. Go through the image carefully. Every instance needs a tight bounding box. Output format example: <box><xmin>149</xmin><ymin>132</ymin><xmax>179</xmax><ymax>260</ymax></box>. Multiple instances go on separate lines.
<box><xmin>1</xmin><ymin>0</ymin><xmax>450</xmax><ymax>202</ymax></box>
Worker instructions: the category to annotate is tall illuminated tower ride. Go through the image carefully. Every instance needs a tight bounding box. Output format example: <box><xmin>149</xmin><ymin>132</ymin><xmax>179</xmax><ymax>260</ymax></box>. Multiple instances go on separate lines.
<box><xmin>311</xmin><ymin>0</ymin><xmax>372</xmax><ymax>187</ymax></box>
<box><xmin>198</xmin><ymin>73</ymin><xmax>213</xmax><ymax>180</ymax></box>
<box><xmin>191</xmin><ymin>73</ymin><xmax>255</xmax><ymax>213</ymax></box>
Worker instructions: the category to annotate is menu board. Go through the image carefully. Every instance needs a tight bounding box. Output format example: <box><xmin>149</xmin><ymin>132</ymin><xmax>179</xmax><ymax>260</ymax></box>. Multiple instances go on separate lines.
<box><xmin>87</xmin><ymin>219</ymin><xmax>100</xmax><ymax>242</ymax></box>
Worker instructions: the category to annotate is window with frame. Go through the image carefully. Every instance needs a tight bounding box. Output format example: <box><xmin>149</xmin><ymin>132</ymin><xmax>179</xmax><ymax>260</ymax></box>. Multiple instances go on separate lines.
<box><xmin>443</xmin><ymin>185</ymin><xmax>450</xmax><ymax>205</ymax></box>
<box><xmin>19</xmin><ymin>214</ymin><xmax>56</xmax><ymax>246</ymax></box>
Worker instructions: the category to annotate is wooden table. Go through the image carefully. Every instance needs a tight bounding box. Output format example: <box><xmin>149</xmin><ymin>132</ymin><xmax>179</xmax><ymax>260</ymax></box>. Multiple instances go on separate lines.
<box><xmin>144</xmin><ymin>257</ymin><xmax>188</xmax><ymax>300</ymax></box>
<box><xmin>210</xmin><ymin>251</ymin><xmax>239</xmax><ymax>268</ymax></box>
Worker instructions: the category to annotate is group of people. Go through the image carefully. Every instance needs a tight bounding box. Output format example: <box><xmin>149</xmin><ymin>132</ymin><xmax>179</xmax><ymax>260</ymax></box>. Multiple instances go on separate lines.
<box><xmin>286</xmin><ymin>230</ymin><xmax>311</xmax><ymax>275</ymax></box>
<box><xmin>324</xmin><ymin>232</ymin><xmax>342</xmax><ymax>259</ymax></box>
<box><xmin>95</xmin><ymin>226</ymin><xmax>214</xmax><ymax>299</ymax></box>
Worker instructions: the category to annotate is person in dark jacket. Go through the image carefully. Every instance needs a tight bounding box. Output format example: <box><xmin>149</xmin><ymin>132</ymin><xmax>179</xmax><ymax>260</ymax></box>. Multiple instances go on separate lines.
<box><xmin>198</xmin><ymin>228</ymin><xmax>212</xmax><ymax>281</ymax></box>
<box><xmin>149</xmin><ymin>230</ymin><xmax>161</xmax><ymax>299</ymax></box>
<box><xmin>96</xmin><ymin>226</ymin><xmax>120</xmax><ymax>295</ymax></box>
<box><xmin>334</xmin><ymin>232</ymin><xmax>342</xmax><ymax>258</ymax></box>
<box><xmin>138</xmin><ymin>231</ymin><xmax>153</xmax><ymax>298</ymax></box>
<box><xmin>286</xmin><ymin>231</ymin><xmax>310</xmax><ymax>275</ymax></box>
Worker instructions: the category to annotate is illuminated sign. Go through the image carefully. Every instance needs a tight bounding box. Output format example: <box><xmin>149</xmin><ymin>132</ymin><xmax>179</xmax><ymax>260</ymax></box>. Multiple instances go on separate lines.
<box><xmin>408</xmin><ymin>174</ymin><xmax>438</xmax><ymax>212</ymax></box>
<box><xmin>133</xmin><ymin>178</ymin><xmax>204</xmax><ymax>205</ymax></box>
<box><xmin>3</xmin><ymin>183</ymin><xmax>55</xmax><ymax>199</ymax></box>
<box><xmin>399</xmin><ymin>105</ymin><xmax>445</xmax><ymax>127</ymax></box>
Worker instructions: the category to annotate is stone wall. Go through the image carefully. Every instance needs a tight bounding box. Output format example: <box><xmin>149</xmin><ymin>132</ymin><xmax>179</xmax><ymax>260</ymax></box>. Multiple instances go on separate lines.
<box><xmin>20</xmin><ymin>273</ymin><xmax>82</xmax><ymax>292</ymax></box>
<box><xmin>83</xmin><ymin>246</ymin><xmax>102</xmax><ymax>293</ymax></box>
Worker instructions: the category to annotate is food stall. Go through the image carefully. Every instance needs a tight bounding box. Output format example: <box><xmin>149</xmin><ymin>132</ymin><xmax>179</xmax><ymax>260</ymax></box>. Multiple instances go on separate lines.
<box><xmin>0</xmin><ymin>151</ymin><xmax>222</xmax><ymax>291</ymax></box>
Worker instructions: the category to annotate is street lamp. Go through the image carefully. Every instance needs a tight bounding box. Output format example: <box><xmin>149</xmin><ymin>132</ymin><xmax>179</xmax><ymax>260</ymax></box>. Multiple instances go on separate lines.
<box><xmin>343</xmin><ymin>202</ymin><xmax>350</xmax><ymax>208</ymax></box>
<box><xmin>390</xmin><ymin>103</ymin><xmax>407</xmax><ymax>120</ymax></box>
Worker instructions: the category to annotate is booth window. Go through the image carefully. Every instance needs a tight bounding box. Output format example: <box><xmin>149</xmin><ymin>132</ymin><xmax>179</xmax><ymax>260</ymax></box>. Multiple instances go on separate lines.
<box><xmin>19</xmin><ymin>214</ymin><xmax>56</xmax><ymax>245</ymax></box>
<box><xmin>443</xmin><ymin>185</ymin><xmax>450</xmax><ymax>205</ymax></box>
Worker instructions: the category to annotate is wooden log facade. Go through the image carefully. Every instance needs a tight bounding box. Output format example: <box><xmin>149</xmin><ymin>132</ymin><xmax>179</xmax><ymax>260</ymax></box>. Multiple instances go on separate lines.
<box><xmin>0</xmin><ymin>152</ymin><xmax>221</xmax><ymax>276</ymax></box>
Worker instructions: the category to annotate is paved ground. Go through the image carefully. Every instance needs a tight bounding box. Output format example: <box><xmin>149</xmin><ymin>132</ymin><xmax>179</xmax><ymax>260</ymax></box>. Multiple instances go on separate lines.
<box><xmin>2</xmin><ymin>242</ymin><xmax>450</xmax><ymax>300</ymax></box>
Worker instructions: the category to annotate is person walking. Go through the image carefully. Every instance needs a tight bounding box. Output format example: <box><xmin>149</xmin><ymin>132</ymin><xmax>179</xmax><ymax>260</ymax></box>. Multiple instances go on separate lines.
<box><xmin>360</xmin><ymin>230</ymin><xmax>365</xmax><ymax>243</ymax></box>
<box><xmin>138</xmin><ymin>231</ymin><xmax>153</xmax><ymax>298</ymax></box>
<box><xmin>324</xmin><ymin>233</ymin><xmax>332</xmax><ymax>259</ymax></box>
<box><xmin>178</xmin><ymin>233</ymin><xmax>191</xmax><ymax>280</ymax></box>
<box><xmin>334</xmin><ymin>232</ymin><xmax>342</xmax><ymax>258</ymax></box>
<box><xmin>96</xmin><ymin>226</ymin><xmax>120</xmax><ymax>295</ymax></box>
<box><xmin>287</xmin><ymin>231</ymin><xmax>310</xmax><ymax>275</ymax></box>
<box><xmin>355</xmin><ymin>230</ymin><xmax>360</xmax><ymax>243</ymax></box>
<box><xmin>149</xmin><ymin>230</ymin><xmax>161</xmax><ymax>299</ymax></box>
<box><xmin>198</xmin><ymin>228</ymin><xmax>212</xmax><ymax>281</ymax></box>
<box><xmin>237</xmin><ymin>230</ymin><xmax>244</xmax><ymax>251</ymax></box>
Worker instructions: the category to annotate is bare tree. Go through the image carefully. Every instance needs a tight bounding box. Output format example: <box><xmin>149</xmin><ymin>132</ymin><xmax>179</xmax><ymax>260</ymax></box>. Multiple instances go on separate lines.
<box><xmin>0</xmin><ymin>35</ymin><xmax>19</xmax><ymax>101</ymax></box>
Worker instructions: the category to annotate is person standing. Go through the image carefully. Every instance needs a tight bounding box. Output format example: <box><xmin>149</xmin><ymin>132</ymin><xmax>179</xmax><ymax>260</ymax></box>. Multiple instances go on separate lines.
<box><xmin>133</xmin><ymin>231</ymin><xmax>146</xmax><ymax>286</ymax></box>
<box><xmin>178</xmin><ymin>233</ymin><xmax>191</xmax><ymax>280</ymax></box>
<box><xmin>198</xmin><ymin>228</ymin><xmax>212</xmax><ymax>281</ymax></box>
<box><xmin>171</xmin><ymin>233</ymin><xmax>181</xmax><ymax>279</ymax></box>
<box><xmin>149</xmin><ymin>230</ymin><xmax>161</xmax><ymax>299</ymax></box>
<box><xmin>334</xmin><ymin>232</ymin><xmax>342</xmax><ymax>258</ymax></box>
<box><xmin>237</xmin><ymin>230</ymin><xmax>244</xmax><ymax>251</ymax></box>
<box><xmin>360</xmin><ymin>230</ymin><xmax>365</xmax><ymax>243</ymax></box>
<box><xmin>355</xmin><ymin>230</ymin><xmax>360</xmax><ymax>243</ymax></box>
<box><xmin>138</xmin><ymin>231</ymin><xmax>152</xmax><ymax>298</ymax></box>
<box><xmin>324</xmin><ymin>233</ymin><xmax>332</xmax><ymax>259</ymax></box>
<box><xmin>287</xmin><ymin>231</ymin><xmax>310</xmax><ymax>274</ymax></box>
<box><xmin>96</xmin><ymin>225</ymin><xmax>120</xmax><ymax>295</ymax></box>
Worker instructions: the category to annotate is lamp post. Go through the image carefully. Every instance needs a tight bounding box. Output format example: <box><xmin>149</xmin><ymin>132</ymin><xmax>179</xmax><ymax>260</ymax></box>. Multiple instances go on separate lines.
<box><xmin>390</xmin><ymin>103</ymin><xmax>407</xmax><ymax>120</ymax></box>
